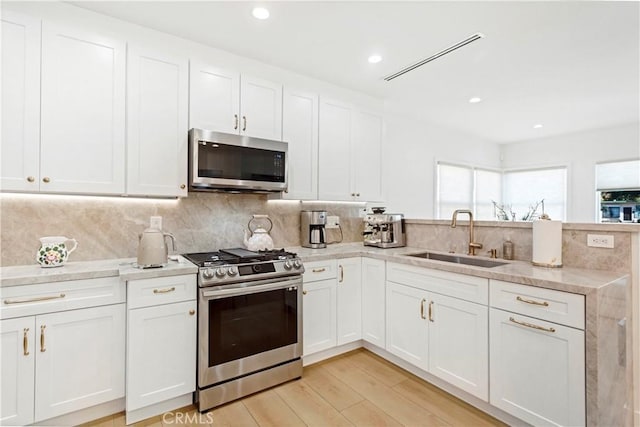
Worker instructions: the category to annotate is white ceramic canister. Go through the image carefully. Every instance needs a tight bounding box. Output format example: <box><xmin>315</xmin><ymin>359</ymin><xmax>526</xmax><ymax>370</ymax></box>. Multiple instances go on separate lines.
<box><xmin>36</xmin><ymin>236</ymin><xmax>78</xmax><ymax>267</ymax></box>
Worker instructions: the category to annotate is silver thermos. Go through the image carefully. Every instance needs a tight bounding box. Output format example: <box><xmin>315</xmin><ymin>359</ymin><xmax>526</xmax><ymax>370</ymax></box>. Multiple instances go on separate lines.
<box><xmin>300</xmin><ymin>210</ymin><xmax>327</xmax><ymax>249</ymax></box>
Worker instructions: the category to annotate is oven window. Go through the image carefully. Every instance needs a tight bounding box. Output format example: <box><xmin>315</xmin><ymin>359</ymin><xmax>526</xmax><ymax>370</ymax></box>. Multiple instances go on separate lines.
<box><xmin>208</xmin><ymin>287</ymin><xmax>297</xmax><ymax>367</ymax></box>
<box><xmin>198</xmin><ymin>143</ymin><xmax>285</xmax><ymax>183</ymax></box>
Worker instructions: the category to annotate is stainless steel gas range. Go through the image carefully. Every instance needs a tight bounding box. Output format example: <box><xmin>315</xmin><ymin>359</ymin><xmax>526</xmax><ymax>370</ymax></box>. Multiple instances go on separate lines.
<box><xmin>182</xmin><ymin>248</ymin><xmax>304</xmax><ymax>412</ymax></box>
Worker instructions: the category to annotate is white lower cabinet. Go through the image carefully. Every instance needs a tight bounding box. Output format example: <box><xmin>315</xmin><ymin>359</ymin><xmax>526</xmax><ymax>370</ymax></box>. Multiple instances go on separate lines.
<box><xmin>361</xmin><ymin>258</ymin><xmax>386</xmax><ymax>347</ymax></box>
<box><xmin>302</xmin><ymin>278</ymin><xmax>337</xmax><ymax>355</ymax></box>
<box><xmin>385</xmin><ymin>281</ymin><xmax>429</xmax><ymax>370</ymax></box>
<box><xmin>336</xmin><ymin>258</ymin><xmax>362</xmax><ymax>345</ymax></box>
<box><xmin>1</xmin><ymin>317</ymin><xmax>36</xmax><ymax>426</ymax></box>
<box><xmin>126</xmin><ymin>274</ymin><xmax>197</xmax><ymax>424</ymax></box>
<box><xmin>34</xmin><ymin>305</ymin><xmax>125</xmax><ymax>422</ymax></box>
<box><xmin>489</xmin><ymin>280</ymin><xmax>585</xmax><ymax>427</ymax></box>
<box><xmin>0</xmin><ymin>277</ymin><xmax>125</xmax><ymax>425</ymax></box>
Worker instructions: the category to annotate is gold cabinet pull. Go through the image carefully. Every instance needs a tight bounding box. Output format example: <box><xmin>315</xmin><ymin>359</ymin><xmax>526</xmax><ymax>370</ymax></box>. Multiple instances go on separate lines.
<box><xmin>23</xmin><ymin>328</ymin><xmax>30</xmax><ymax>356</ymax></box>
<box><xmin>180</xmin><ymin>184</ymin><xmax>186</xmax><ymax>189</ymax></box>
<box><xmin>242</xmin><ymin>116</ymin><xmax>247</xmax><ymax>131</ymax></box>
<box><xmin>189</xmin><ymin>309</ymin><xmax>195</xmax><ymax>315</ymax></box>
<box><xmin>338</xmin><ymin>265</ymin><xmax>344</xmax><ymax>283</ymax></box>
<box><xmin>516</xmin><ymin>296</ymin><xmax>549</xmax><ymax>307</ymax></box>
<box><xmin>234</xmin><ymin>114</ymin><xmax>239</xmax><ymax>130</ymax></box>
<box><xmin>509</xmin><ymin>317</ymin><xmax>556</xmax><ymax>333</ymax></box>
<box><xmin>4</xmin><ymin>293</ymin><xmax>66</xmax><ymax>305</ymax></box>
<box><xmin>303</xmin><ymin>290</ymin><xmax>307</xmax><ymax>295</ymax></box>
<box><xmin>428</xmin><ymin>301</ymin><xmax>434</xmax><ymax>322</ymax></box>
<box><xmin>312</xmin><ymin>268</ymin><xmax>326</xmax><ymax>273</ymax></box>
<box><xmin>153</xmin><ymin>287</ymin><xmax>176</xmax><ymax>294</ymax></box>
<box><xmin>27</xmin><ymin>176</ymin><xmax>35</xmax><ymax>182</ymax></box>
<box><xmin>420</xmin><ymin>298</ymin><xmax>426</xmax><ymax>319</ymax></box>
<box><xmin>40</xmin><ymin>325</ymin><xmax>46</xmax><ymax>352</ymax></box>
<box><xmin>42</xmin><ymin>177</ymin><xmax>50</xmax><ymax>183</ymax></box>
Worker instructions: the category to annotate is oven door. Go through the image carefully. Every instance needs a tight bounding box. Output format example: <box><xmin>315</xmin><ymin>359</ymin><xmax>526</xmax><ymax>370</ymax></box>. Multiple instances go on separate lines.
<box><xmin>198</xmin><ymin>275</ymin><xmax>302</xmax><ymax>388</ymax></box>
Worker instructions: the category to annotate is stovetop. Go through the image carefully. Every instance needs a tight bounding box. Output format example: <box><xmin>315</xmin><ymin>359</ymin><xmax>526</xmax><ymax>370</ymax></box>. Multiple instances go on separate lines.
<box><xmin>182</xmin><ymin>248</ymin><xmax>298</xmax><ymax>268</ymax></box>
<box><xmin>182</xmin><ymin>248</ymin><xmax>303</xmax><ymax>287</ymax></box>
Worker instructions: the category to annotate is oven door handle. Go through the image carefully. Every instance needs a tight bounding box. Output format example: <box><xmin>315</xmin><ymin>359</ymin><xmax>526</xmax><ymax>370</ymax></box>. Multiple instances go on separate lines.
<box><xmin>201</xmin><ymin>276</ymin><xmax>301</xmax><ymax>299</ymax></box>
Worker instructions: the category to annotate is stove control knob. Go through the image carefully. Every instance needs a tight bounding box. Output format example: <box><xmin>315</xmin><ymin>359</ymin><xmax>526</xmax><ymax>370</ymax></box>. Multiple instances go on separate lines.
<box><xmin>283</xmin><ymin>260</ymin><xmax>293</xmax><ymax>270</ymax></box>
<box><xmin>293</xmin><ymin>260</ymin><xmax>302</xmax><ymax>269</ymax></box>
<box><xmin>202</xmin><ymin>268</ymin><xmax>214</xmax><ymax>279</ymax></box>
<box><xmin>215</xmin><ymin>267</ymin><xmax>227</xmax><ymax>278</ymax></box>
<box><xmin>227</xmin><ymin>266</ymin><xmax>238</xmax><ymax>276</ymax></box>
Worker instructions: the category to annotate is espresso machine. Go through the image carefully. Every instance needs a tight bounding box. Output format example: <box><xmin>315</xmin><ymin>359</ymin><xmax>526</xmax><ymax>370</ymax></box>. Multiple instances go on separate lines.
<box><xmin>363</xmin><ymin>208</ymin><xmax>406</xmax><ymax>248</ymax></box>
<box><xmin>300</xmin><ymin>210</ymin><xmax>327</xmax><ymax>249</ymax></box>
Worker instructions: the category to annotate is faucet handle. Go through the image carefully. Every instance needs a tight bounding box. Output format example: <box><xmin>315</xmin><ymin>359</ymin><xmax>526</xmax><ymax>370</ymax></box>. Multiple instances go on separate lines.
<box><xmin>488</xmin><ymin>249</ymin><xmax>498</xmax><ymax>258</ymax></box>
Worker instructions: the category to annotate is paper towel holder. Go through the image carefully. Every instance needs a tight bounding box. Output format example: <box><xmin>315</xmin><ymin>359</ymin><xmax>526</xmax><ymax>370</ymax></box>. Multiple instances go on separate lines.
<box><xmin>531</xmin><ymin>215</ymin><xmax>563</xmax><ymax>268</ymax></box>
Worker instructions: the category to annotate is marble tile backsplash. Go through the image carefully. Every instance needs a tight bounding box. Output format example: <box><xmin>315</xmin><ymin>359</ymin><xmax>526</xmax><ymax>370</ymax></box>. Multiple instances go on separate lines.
<box><xmin>0</xmin><ymin>193</ymin><xmax>364</xmax><ymax>266</ymax></box>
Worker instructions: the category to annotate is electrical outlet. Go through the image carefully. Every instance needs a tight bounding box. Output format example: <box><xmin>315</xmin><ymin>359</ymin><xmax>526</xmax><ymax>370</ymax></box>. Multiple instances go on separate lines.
<box><xmin>326</xmin><ymin>215</ymin><xmax>340</xmax><ymax>229</ymax></box>
<box><xmin>150</xmin><ymin>216</ymin><xmax>162</xmax><ymax>230</ymax></box>
<box><xmin>587</xmin><ymin>234</ymin><xmax>614</xmax><ymax>248</ymax></box>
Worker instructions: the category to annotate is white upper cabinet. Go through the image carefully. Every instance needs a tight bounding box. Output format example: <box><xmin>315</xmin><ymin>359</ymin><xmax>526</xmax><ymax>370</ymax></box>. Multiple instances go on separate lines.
<box><xmin>40</xmin><ymin>22</ymin><xmax>126</xmax><ymax>194</ymax></box>
<box><xmin>282</xmin><ymin>88</ymin><xmax>319</xmax><ymax>200</ymax></box>
<box><xmin>352</xmin><ymin>109</ymin><xmax>384</xmax><ymax>202</ymax></box>
<box><xmin>318</xmin><ymin>98</ymin><xmax>384</xmax><ymax>202</ymax></box>
<box><xmin>190</xmin><ymin>62</ymin><xmax>282</xmax><ymax>140</ymax></box>
<box><xmin>127</xmin><ymin>46</ymin><xmax>188</xmax><ymax>197</ymax></box>
<box><xmin>318</xmin><ymin>98</ymin><xmax>352</xmax><ymax>201</ymax></box>
<box><xmin>189</xmin><ymin>62</ymin><xmax>240</xmax><ymax>135</ymax></box>
<box><xmin>1</xmin><ymin>11</ymin><xmax>41</xmax><ymax>192</ymax></box>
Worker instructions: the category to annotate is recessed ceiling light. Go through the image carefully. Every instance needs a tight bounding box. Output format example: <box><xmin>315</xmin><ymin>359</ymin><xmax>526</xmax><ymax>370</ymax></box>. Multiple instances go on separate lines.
<box><xmin>252</xmin><ymin>7</ymin><xmax>270</xmax><ymax>20</ymax></box>
<box><xmin>533</xmin><ymin>124</ymin><xmax>543</xmax><ymax>129</ymax></box>
<box><xmin>368</xmin><ymin>55</ymin><xmax>382</xmax><ymax>64</ymax></box>
<box><xmin>468</xmin><ymin>97</ymin><xmax>482</xmax><ymax>104</ymax></box>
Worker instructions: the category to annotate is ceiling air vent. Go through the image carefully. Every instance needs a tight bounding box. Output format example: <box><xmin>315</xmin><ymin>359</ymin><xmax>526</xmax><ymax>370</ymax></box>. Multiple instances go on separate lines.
<box><xmin>383</xmin><ymin>32</ymin><xmax>485</xmax><ymax>81</ymax></box>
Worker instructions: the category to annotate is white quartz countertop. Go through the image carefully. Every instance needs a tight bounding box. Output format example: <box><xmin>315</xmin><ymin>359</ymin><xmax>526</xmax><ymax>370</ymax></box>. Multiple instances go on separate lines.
<box><xmin>286</xmin><ymin>242</ymin><xmax>629</xmax><ymax>295</ymax></box>
<box><xmin>0</xmin><ymin>255</ymin><xmax>198</xmax><ymax>287</ymax></box>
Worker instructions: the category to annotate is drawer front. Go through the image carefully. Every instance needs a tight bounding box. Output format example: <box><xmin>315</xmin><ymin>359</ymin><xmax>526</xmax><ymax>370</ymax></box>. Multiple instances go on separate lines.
<box><xmin>303</xmin><ymin>260</ymin><xmax>337</xmax><ymax>283</ymax></box>
<box><xmin>489</xmin><ymin>280</ymin><xmax>585</xmax><ymax>329</ymax></box>
<box><xmin>127</xmin><ymin>274</ymin><xmax>197</xmax><ymax>309</ymax></box>
<box><xmin>386</xmin><ymin>262</ymin><xmax>488</xmax><ymax>305</ymax></box>
<box><xmin>1</xmin><ymin>276</ymin><xmax>125</xmax><ymax>320</ymax></box>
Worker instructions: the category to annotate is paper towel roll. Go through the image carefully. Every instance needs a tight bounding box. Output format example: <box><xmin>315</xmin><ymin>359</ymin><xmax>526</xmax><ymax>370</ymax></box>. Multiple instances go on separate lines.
<box><xmin>532</xmin><ymin>219</ymin><xmax>563</xmax><ymax>267</ymax></box>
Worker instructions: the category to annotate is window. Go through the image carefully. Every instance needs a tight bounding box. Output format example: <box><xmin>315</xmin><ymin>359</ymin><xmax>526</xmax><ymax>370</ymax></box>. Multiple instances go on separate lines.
<box><xmin>595</xmin><ymin>160</ymin><xmax>640</xmax><ymax>223</ymax></box>
<box><xmin>503</xmin><ymin>167</ymin><xmax>567</xmax><ymax>221</ymax></box>
<box><xmin>436</xmin><ymin>162</ymin><xmax>501</xmax><ymax>220</ymax></box>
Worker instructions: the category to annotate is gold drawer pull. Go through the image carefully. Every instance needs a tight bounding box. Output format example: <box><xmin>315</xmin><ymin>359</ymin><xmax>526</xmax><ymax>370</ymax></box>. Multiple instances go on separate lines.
<box><xmin>312</xmin><ymin>268</ymin><xmax>326</xmax><ymax>273</ymax></box>
<box><xmin>4</xmin><ymin>293</ymin><xmax>66</xmax><ymax>305</ymax></box>
<box><xmin>428</xmin><ymin>301</ymin><xmax>434</xmax><ymax>322</ymax></box>
<box><xmin>516</xmin><ymin>296</ymin><xmax>549</xmax><ymax>307</ymax></box>
<box><xmin>153</xmin><ymin>287</ymin><xmax>176</xmax><ymax>294</ymax></box>
<box><xmin>23</xmin><ymin>328</ymin><xmax>30</xmax><ymax>356</ymax></box>
<box><xmin>339</xmin><ymin>265</ymin><xmax>344</xmax><ymax>283</ymax></box>
<box><xmin>509</xmin><ymin>317</ymin><xmax>556</xmax><ymax>333</ymax></box>
<box><xmin>420</xmin><ymin>298</ymin><xmax>426</xmax><ymax>319</ymax></box>
<box><xmin>40</xmin><ymin>325</ymin><xmax>46</xmax><ymax>352</ymax></box>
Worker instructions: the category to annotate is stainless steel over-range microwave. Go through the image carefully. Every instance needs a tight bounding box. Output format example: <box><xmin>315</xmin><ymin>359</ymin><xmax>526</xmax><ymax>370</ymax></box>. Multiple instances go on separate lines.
<box><xmin>188</xmin><ymin>128</ymin><xmax>288</xmax><ymax>193</ymax></box>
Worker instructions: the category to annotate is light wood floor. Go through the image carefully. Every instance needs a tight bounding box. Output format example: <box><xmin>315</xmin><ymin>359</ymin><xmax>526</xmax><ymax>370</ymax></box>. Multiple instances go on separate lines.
<box><xmin>84</xmin><ymin>349</ymin><xmax>507</xmax><ymax>427</ymax></box>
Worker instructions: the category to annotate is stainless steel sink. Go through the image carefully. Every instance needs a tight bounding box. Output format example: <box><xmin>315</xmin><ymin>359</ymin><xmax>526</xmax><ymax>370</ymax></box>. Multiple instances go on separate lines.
<box><xmin>405</xmin><ymin>252</ymin><xmax>508</xmax><ymax>268</ymax></box>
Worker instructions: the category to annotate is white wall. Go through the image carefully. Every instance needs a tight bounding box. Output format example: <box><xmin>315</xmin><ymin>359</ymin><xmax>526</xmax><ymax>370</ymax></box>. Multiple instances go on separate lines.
<box><xmin>501</xmin><ymin>122</ymin><xmax>640</xmax><ymax>223</ymax></box>
<box><xmin>382</xmin><ymin>112</ymin><xmax>501</xmax><ymax>218</ymax></box>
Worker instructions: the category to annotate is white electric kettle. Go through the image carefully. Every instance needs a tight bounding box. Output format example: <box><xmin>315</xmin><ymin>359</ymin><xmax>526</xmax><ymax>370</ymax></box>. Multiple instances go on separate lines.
<box><xmin>243</xmin><ymin>215</ymin><xmax>274</xmax><ymax>251</ymax></box>
<box><xmin>137</xmin><ymin>227</ymin><xmax>176</xmax><ymax>268</ymax></box>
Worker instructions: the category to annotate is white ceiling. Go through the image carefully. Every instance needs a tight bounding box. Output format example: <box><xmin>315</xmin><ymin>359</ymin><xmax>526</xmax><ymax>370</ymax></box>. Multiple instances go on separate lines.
<box><xmin>71</xmin><ymin>1</ymin><xmax>640</xmax><ymax>144</ymax></box>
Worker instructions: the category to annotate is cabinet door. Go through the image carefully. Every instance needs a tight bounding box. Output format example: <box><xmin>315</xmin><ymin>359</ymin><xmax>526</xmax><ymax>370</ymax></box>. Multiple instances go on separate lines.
<box><xmin>362</xmin><ymin>258</ymin><xmax>386</xmax><ymax>347</ymax></box>
<box><xmin>40</xmin><ymin>23</ymin><xmax>126</xmax><ymax>194</ymax></box>
<box><xmin>352</xmin><ymin>110</ymin><xmax>384</xmax><ymax>202</ymax></box>
<box><xmin>189</xmin><ymin>62</ymin><xmax>240</xmax><ymax>133</ymax></box>
<box><xmin>34</xmin><ymin>304</ymin><xmax>125</xmax><ymax>422</ymax></box>
<box><xmin>127</xmin><ymin>300</ymin><xmax>196</xmax><ymax>411</ymax></box>
<box><xmin>127</xmin><ymin>46</ymin><xmax>188</xmax><ymax>197</ymax></box>
<box><xmin>489</xmin><ymin>308</ymin><xmax>585</xmax><ymax>426</ymax></box>
<box><xmin>0</xmin><ymin>317</ymin><xmax>35</xmax><ymax>426</ymax></box>
<box><xmin>240</xmin><ymin>75</ymin><xmax>282</xmax><ymax>140</ymax></box>
<box><xmin>318</xmin><ymin>98</ymin><xmax>352</xmax><ymax>201</ymax></box>
<box><xmin>302</xmin><ymin>279</ymin><xmax>336</xmax><ymax>356</ymax></box>
<box><xmin>282</xmin><ymin>88</ymin><xmax>318</xmax><ymax>200</ymax></box>
<box><xmin>428</xmin><ymin>294</ymin><xmax>488</xmax><ymax>400</ymax></box>
<box><xmin>1</xmin><ymin>11</ymin><xmax>40</xmax><ymax>192</ymax></box>
<box><xmin>385</xmin><ymin>282</ymin><xmax>428</xmax><ymax>370</ymax></box>
<box><xmin>336</xmin><ymin>257</ymin><xmax>362</xmax><ymax>345</ymax></box>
